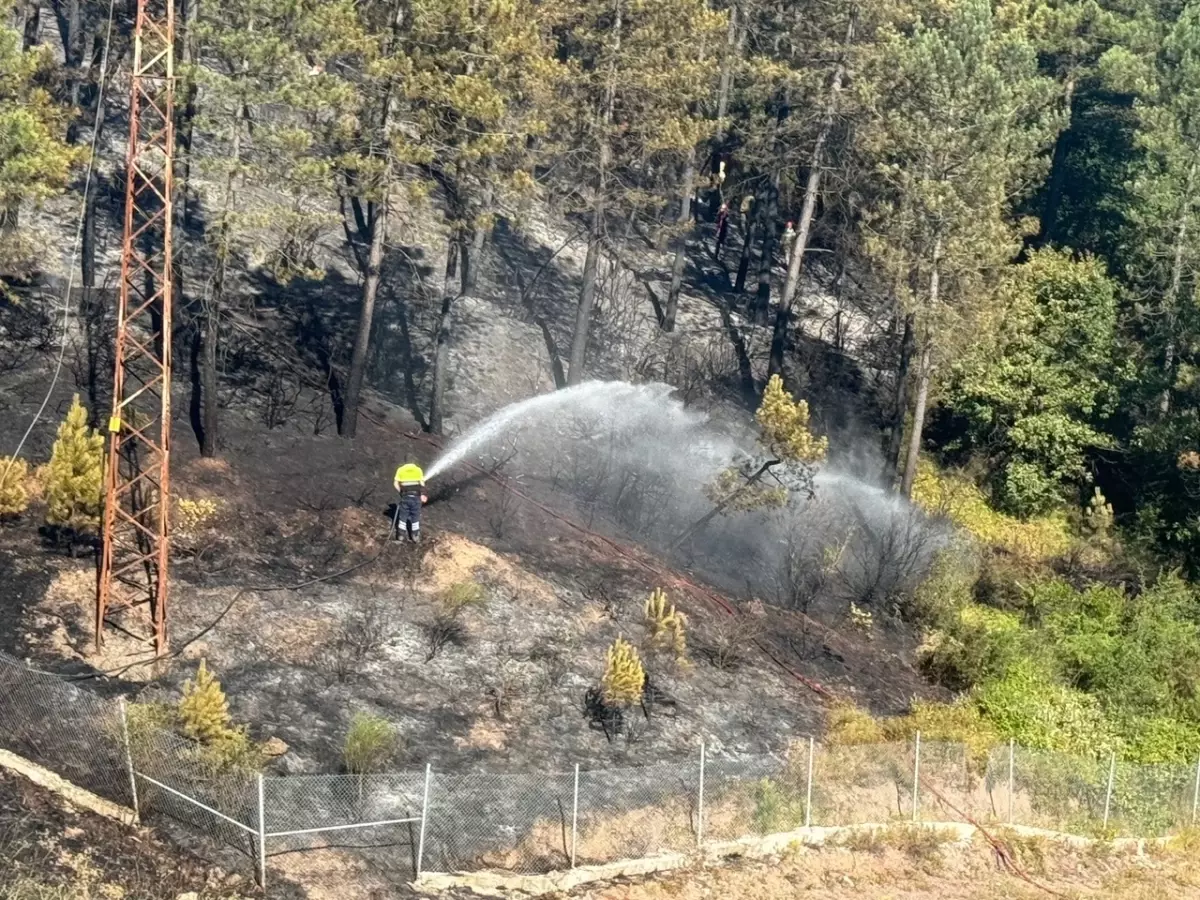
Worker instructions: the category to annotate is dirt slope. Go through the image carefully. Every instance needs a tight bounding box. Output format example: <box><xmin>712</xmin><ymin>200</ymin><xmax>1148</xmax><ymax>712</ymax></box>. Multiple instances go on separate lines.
<box><xmin>573</xmin><ymin>830</ymin><xmax>1200</xmax><ymax>900</ymax></box>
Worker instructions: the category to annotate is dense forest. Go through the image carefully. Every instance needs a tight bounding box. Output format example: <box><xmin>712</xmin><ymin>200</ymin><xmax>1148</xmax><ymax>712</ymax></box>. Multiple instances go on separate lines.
<box><xmin>6</xmin><ymin>0</ymin><xmax>1200</xmax><ymax>766</ymax></box>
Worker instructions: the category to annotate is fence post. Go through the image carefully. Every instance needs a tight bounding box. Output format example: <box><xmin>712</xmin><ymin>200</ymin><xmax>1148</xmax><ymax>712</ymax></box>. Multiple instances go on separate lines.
<box><xmin>696</xmin><ymin>742</ymin><xmax>706</xmax><ymax>849</ymax></box>
<box><xmin>911</xmin><ymin>731</ymin><xmax>921</xmax><ymax>823</ymax></box>
<box><xmin>804</xmin><ymin>735</ymin><xmax>814</xmax><ymax>829</ymax></box>
<box><xmin>570</xmin><ymin>764</ymin><xmax>579</xmax><ymax>868</ymax></box>
<box><xmin>1102</xmin><ymin>752</ymin><xmax>1116</xmax><ymax>830</ymax></box>
<box><xmin>1193</xmin><ymin>753</ymin><xmax>1200</xmax><ymax>826</ymax></box>
<box><xmin>256</xmin><ymin>773</ymin><xmax>266</xmax><ymax>889</ymax></box>
<box><xmin>118</xmin><ymin>698</ymin><xmax>139</xmax><ymax>825</ymax></box>
<box><xmin>416</xmin><ymin>763</ymin><xmax>432</xmax><ymax>878</ymax></box>
<box><xmin>1007</xmin><ymin>738</ymin><xmax>1015</xmax><ymax>826</ymax></box>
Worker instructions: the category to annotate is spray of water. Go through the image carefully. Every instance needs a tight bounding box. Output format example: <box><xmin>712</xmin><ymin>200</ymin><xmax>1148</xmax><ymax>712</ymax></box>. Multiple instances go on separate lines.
<box><xmin>425</xmin><ymin>381</ymin><xmax>715</xmax><ymax>481</ymax></box>
<box><xmin>424</xmin><ymin>380</ymin><xmax>943</xmax><ymax>609</ymax></box>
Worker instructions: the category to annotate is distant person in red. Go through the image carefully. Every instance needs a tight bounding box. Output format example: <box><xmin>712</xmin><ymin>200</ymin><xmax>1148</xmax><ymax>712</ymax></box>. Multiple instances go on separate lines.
<box><xmin>714</xmin><ymin>203</ymin><xmax>730</xmax><ymax>257</ymax></box>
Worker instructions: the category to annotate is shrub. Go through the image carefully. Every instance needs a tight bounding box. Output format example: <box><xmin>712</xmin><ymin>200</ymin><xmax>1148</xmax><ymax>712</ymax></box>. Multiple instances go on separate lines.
<box><xmin>601</xmin><ymin>637</ymin><xmax>645</xmax><ymax>708</ymax></box>
<box><xmin>911</xmin><ymin>460</ymin><xmax>1070</xmax><ymax>562</ymax></box>
<box><xmin>885</xmin><ymin>700</ymin><xmax>999</xmax><ymax>769</ymax></box>
<box><xmin>974</xmin><ymin>657</ymin><xmax>1119</xmax><ymax>758</ymax></box>
<box><xmin>318</xmin><ymin>594</ymin><xmax>400</xmax><ymax>681</ymax></box>
<box><xmin>848</xmin><ymin>602</ymin><xmax>873</xmax><ymax>638</ymax></box>
<box><xmin>343</xmin><ymin>712</ymin><xmax>399</xmax><ymax>776</ymax></box>
<box><xmin>439</xmin><ymin>580</ymin><xmax>486</xmax><ymax>615</ymax></box>
<box><xmin>826</xmin><ymin>702</ymin><xmax>887</xmax><ymax>745</ymax></box>
<box><xmin>643</xmin><ymin>587</ymin><xmax>687</xmax><ymax>662</ymax></box>
<box><xmin>918</xmin><ymin>605</ymin><xmax>1028</xmax><ymax>691</ymax></box>
<box><xmin>751</xmin><ymin>777</ymin><xmax>805</xmax><ymax>834</ymax></box>
<box><xmin>0</xmin><ymin>456</ymin><xmax>30</xmax><ymax>518</ymax></box>
<box><xmin>176</xmin><ymin>497</ymin><xmax>220</xmax><ymax>532</ymax></box>
<box><xmin>43</xmin><ymin>395</ymin><xmax>103</xmax><ymax>533</ymax></box>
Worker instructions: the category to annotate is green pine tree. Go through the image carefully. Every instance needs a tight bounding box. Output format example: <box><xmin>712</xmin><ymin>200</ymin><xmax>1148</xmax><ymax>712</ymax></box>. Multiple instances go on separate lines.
<box><xmin>43</xmin><ymin>395</ymin><xmax>104</xmax><ymax>532</ymax></box>
<box><xmin>857</xmin><ymin>0</ymin><xmax>1060</xmax><ymax>496</ymax></box>
<box><xmin>0</xmin><ymin>26</ymin><xmax>83</xmax><ymax>287</ymax></box>
<box><xmin>179</xmin><ymin>658</ymin><xmax>233</xmax><ymax>744</ymax></box>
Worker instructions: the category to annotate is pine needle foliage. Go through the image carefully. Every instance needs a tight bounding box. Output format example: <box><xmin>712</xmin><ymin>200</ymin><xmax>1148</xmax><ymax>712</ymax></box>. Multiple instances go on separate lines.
<box><xmin>700</xmin><ymin>376</ymin><xmax>828</xmax><ymax>517</ymax></box>
<box><xmin>179</xmin><ymin>659</ymin><xmax>232</xmax><ymax>744</ymax></box>
<box><xmin>177</xmin><ymin>659</ymin><xmax>263</xmax><ymax>773</ymax></box>
<box><xmin>601</xmin><ymin>637</ymin><xmax>645</xmax><ymax>708</ymax></box>
<box><xmin>644</xmin><ymin>587</ymin><xmax>688</xmax><ymax>662</ymax></box>
<box><xmin>43</xmin><ymin>395</ymin><xmax>103</xmax><ymax>532</ymax></box>
<box><xmin>0</xmin><ymin>457</ymin><xmax>29</xmax><ymax>518</ymax></box>
<box><xmin>755</xmin><ymin>375</ymin><xmax>829</xmax><ymax>465</ymax></box>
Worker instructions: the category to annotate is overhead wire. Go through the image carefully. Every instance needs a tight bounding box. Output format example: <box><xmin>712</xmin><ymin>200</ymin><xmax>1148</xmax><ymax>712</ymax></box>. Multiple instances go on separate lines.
<box><xmin>1</xmin><ymin>0</ymin><xmax>120</xmax><ymax>491</ymax></box>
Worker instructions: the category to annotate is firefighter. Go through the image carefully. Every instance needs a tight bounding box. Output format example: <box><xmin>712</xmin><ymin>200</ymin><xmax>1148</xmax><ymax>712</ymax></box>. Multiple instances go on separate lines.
<box><xmin>714</xmin><ymin>203</ymin><xmax>730</xmax><ymax>256</ymax></box>
<box><xmin>392</xmin><ymin>462</ymin><xmax>427</xmax><ymax>542</ymax></box>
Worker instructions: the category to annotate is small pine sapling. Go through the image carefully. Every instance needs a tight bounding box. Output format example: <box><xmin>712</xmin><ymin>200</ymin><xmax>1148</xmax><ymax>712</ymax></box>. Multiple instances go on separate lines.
<box><xmin>0</xmin><ymin>457</ymin><xmax>30</xmax><ymax>519</ymax></box>
<box><xmin>179</xmin><ymin>659</ymin><xmax>232</xmax><ymax>743</ymax></box>
<box><xmin>643</xmin><ymin>587</ymin><xmax>688</xmax><ymax>664</ymax></box>
<box><xmin>601</xmin><ymin>637</ymin><xmax>646</xmax><ymax>709</ymax></box>
<box><xmin>43</xmin><ymin>395</ymin><xmax>104</xmax><ymax>533</ymax></box>
<box><xmin>178</xmin><ymin>659</ymin><xmax>262</xmax><ymax>772</ymax></box>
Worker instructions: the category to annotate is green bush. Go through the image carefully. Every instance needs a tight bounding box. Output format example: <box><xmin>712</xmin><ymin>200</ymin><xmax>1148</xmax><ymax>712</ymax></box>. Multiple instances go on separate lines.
<box><xmin>751</xmin><ymin>777</ymin><xmax>805</xmax><ymax>834</ymax></box>
<box><xmin>974</xmin><ymin>657</ymin><xmax>1119</xmax><ymax>758</ymax></box>
<box><xmin>918</xmin><ymin>605</ymin><xmax>1028</xmax><ymax>691</ymax></box>
<box><xmin>343</xmin><ymin>712</ymin><xmax>399</xmax><ymax>776</ymax></box>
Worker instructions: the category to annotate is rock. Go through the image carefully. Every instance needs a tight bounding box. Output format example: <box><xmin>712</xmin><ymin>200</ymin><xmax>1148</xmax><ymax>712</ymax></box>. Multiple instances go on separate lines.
<box><xmin>261</xmin><ymin>736</ymin><xmax>289</xmax><ymax>757</ymax></box>
<box><xmin>176</xmin><ymin>893</ymin><xmax>199</xmax><ymax>900</ymax></box>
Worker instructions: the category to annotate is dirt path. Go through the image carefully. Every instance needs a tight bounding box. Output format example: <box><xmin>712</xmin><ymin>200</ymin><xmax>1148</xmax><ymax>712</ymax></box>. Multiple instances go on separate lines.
<box><xmin>571</xmin><ymin>829</ymin><xmax>1200</xmax><ymax>900</ymax></box>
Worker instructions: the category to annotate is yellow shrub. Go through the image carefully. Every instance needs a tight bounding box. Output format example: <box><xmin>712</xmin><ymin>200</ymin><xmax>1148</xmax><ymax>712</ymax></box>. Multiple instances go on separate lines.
<box><xmin>827</xmin><ymin>698</ymin><xmax>998</xmax><ymax>769</ymax></box>
<box><xmin>601</xmin><ymin>638</ymin><xmax>645</xmax><ymax>708</ymax></box>
<box><xmin>911</xmin><ymin>460</ymin><xmax>1070</xmax><ymax>562</ymax></box>
<box><xmin>176</xmin><ymin>497</ymin><xmax>220</xmax><ymax>532</ymax></box>
<box><xmin>440</xmin><ymin>581</ymin><xmax>486</xmax><ymax>615</ymax></box>
<box><xmin>826</xmin><ymin>702</ymin><xmax>887</xmax><ymax>745</ymax></box>
<box><xmin>0</xmin><ymin>457</ymin><xmax>30</xmax><ymax>517</ymax></box>
<box><xmin>644</xmin><ymin>587</ymin><xmax>688</xmax><ymax>662</ymax></box>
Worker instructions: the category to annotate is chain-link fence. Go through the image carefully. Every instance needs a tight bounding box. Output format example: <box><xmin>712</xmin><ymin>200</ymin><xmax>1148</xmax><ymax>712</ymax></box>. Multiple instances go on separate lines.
<box><xmin>3</xmin><ymin>651</ymin><xmax>1200</xmax><ymax>898</ymax></box>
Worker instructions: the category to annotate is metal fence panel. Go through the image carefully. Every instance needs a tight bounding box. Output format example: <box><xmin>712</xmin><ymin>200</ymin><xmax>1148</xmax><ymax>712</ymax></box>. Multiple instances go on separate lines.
<box><xmin>0</xmin><ymin>652</ymin><xmax>132</xmax><ymax>806</ymax></box>
<box><xmin>421</xmin><ymin>770</ymin><xmax>575</xmax><ymax>874</ymax></box>
<box><xmin>811</xmin><ymin>741</ymin><xmax>914</xmax><ymax>825</ymax></box>
<box><xmin>575</xmin><ymin>760</ymin><xmax>697</xmax><ymax>864</ymax></box>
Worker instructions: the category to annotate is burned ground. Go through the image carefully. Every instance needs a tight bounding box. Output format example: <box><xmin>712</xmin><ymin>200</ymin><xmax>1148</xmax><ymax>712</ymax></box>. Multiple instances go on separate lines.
<box><xmin>0</xmin><ymin>372</ymin><xmax>935</xmax><ymax>779</ymax></box>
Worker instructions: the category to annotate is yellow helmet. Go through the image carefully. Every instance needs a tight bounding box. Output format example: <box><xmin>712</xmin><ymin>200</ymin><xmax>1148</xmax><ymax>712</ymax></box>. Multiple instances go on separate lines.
<box><xmin>394</xmin><ymin>463</ymin><xmax>425</xmax><ymax>483</ymax></box>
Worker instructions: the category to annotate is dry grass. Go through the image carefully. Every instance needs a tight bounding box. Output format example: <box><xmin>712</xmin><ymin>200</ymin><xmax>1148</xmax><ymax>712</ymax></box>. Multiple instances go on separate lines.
<box><xmin>423</xmin><ymin>534</ymin><xmax>557</xmax><ymax>603</ymax></box>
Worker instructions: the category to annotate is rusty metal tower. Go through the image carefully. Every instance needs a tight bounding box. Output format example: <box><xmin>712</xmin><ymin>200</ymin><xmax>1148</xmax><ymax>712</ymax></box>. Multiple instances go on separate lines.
<box><xmin>97</xmin><ymin>0</ymin><xmax>176</xmax><ymax>653</ymax></box>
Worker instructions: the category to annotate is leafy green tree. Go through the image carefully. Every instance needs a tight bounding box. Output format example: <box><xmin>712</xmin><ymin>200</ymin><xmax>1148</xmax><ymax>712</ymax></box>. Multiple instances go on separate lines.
<box><xmin>411</xmin><ymin>0</ymin><xmax>559</xmax><ymax>433</ymax></box>
<box><xmin>942</xmin><ymin>249</ymin><xmax>1120</xmax><ymax>515</ymax></box>
<box><xmin>0</xmin><ymin>27</ymin><xmax>81</xmax><ymax>285</ymax></box>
